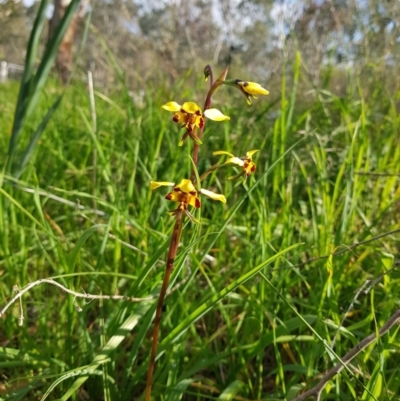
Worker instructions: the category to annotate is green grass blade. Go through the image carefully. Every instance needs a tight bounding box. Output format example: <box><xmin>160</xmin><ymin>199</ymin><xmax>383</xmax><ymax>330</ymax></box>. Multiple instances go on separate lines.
<box><xmin>56</xmin><ymin>303</ymin><xmax>153</xmax><ymax>401</ymax></box>
<box><xmin>160</xmin><ymin>243</ymin><xmax>302</xmax><ymax>347</ymax></box>
<box><xmin>7</xmin><ymin>0</ymin><xmax>51</xmax><ymax>162</ymax></box>
<box><xmin>15</xmin><ymin>95</ymin><xmax>64</xmax><ymax>178</ymax></box>
<box><xmin>7</xmin><ymin>0</ymin><xmax>81</xmax><ymax>173</ymax></box>
<box><xmin>29</xmin><ymin>0</ymin><xmax>81</xmax><ymax>111</ymax></box>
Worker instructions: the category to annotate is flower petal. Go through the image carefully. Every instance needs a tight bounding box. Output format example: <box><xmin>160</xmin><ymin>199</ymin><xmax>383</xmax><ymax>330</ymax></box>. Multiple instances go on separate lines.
<box><xmin>188</xmin><ymin>195</ymin><xmax>201</xmax><ymax>208</ymax></box>
<box><xmin>200</xmin><ymin>188</ymin><xmax>227</xmax><ymax>203</ymax></box>
<box><xmin>213</xmin><ymin>150</ymin><xmax>234</xmax><ymax>157</ymax></box>
<box><xmin>224</xmin><ymin>157</ymin><xmax>244</xmax><ymax>166</ymax></box>
<box><xmin>176</xmin><ymin>179</ymin><xmax>196</xmax><ymax>193</ymax></box>
<box><xmin>204</xmin><ymin>108</ymin><xmax>230</xmax><ymax>121</ymax></box>
<box><xmin>247</xmin><ymin>83</ymin><xmax>269</xmax><ymax>96</ymax></box>
<box><xmin>162</xmin><ymin>101</ymin><xmax>181</xmax><ymax>112</ymax></box>
<box><xmin>150</xmin><ymin>181</ymin><xmax>175</xmax><ymax>190</ymax></box>
<box><xmin>246</xmin><ymin>150</ymin><xmax>259</xmax><ymax>158</ymax></box>
<box><xmin>181</xmin><ymin>102</ymin><xmax>201</xmax><ymax>114</ymax></box>
<box><xmin>166</xmin><ymin>191</ymin><xmax>182</xmax><ymax>202</ymax></box>
<box><xmin>238</xmin><ymin>81</ymin><xmax>269</xmax><ymax>96</ymax></box>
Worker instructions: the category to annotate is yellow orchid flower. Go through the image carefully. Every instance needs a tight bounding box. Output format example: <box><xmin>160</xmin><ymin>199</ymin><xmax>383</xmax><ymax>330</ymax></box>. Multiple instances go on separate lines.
<box><xmin>224</xmin><ymin>79</ymin><xmax>269</xmax><ymax>105</ymax></box>
<box><xmin>234</xmin><ymin>80</ymin><xmax>269</xmax><ymax>105</ymax></box>
<box><xmin>150</xmin><ymin>179</ymin><xmax>226</xmax><ymax>221</ymax></box>
<box><xmin>162</xmin><ymin>101</ymin><xmax>230</xmax><ymax>146</ymax></box>
<box><xmin>213</xmin><ymin>150</ymin><xmax>259</xmax><ymax>179</ymax></box>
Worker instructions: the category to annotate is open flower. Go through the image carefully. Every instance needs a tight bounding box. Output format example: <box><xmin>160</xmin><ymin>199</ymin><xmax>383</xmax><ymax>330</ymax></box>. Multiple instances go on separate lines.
<box><xmin>223</xmin><ymin>79</ymin><xmax>269</xmax><ymax>105</ymax></box>
<box><xmin>162</xmin><ymin>101</ymin><xmax>230</xmax><ymax>146</ymax></box>
<box><xmin>150</xmin><ymin>179</ymin><xmax>226</xmax><ymax>221</ymax></box>
<box><xmin>213</xmin><ymin>150</ymin><xmax>259</xmax><ymax>180</ymax></box>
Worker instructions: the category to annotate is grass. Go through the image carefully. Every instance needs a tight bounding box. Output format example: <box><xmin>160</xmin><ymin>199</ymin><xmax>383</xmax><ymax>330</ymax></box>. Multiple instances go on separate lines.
<box><xmin>0</xmin><ymin>59</ymin><xmax>400</xmax><ymax>401</ymax></box>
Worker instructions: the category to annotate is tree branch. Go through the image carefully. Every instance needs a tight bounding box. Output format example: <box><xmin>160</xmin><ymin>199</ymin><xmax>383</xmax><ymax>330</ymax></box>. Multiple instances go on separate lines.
<box><xmin>292</xmin><ymin>310</ymin><xmax>400</xmax><ymax>401</ymax></box>
<box><xmin>0</xmin><ymin>278</ymin><xmax>155</xmax><ymax>318</ymax></box>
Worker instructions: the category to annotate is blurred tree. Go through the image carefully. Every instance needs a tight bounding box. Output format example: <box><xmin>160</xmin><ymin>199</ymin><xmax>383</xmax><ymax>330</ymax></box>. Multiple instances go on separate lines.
<box><xmin>48</xmin><ymin>0</ymin><xmax>89</xmax><ymax>83</ymax></box>
<box><xmin>0</xmin><ymin>0</ymin><xmax>399</xmax><ymax>91</ymax></box>
<box><xmin>0</xmin><ymin>0</ymin><xmax>33</xmax><ymax>63</ymax></box>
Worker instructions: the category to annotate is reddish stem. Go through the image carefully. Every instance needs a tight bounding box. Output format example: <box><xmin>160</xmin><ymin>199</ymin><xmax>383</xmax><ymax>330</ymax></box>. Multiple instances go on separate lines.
<box><xmin>144</xmin><ymin>210</ymin><xmax>183</xmax><ymax>401</ymax></box>
<box><xmin>191</xmin><ymin>68</ymin><xmax>215</xmax><ymax>179</ymax></box>
<box><xmin>145</xmin><ymin>65</ymin><xmax>220</xmax><ymax>399</ymax></box>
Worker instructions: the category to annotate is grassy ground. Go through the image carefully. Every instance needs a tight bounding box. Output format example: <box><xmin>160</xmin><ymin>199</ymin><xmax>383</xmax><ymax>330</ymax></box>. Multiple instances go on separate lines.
<box><xmin>0</xmin><ymin>64</ymin><xmax>400</xmax><ymax>401</ymax></box>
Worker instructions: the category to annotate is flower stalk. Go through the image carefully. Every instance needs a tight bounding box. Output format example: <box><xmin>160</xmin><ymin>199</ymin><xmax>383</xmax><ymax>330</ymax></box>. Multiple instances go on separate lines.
<box><xmin>145</xmin><ymin>65</ymin><xmax>268</xmax><ymax>400</ymax></box>
<box><xmin>144</xmin><ymin>210</ymin><xmax>183</xmax><ymax>401</ymax></box>
<box><xmin>192</xmin><ymin>65</ymin><xmax>229</xmax><ymax>178</ymax></box>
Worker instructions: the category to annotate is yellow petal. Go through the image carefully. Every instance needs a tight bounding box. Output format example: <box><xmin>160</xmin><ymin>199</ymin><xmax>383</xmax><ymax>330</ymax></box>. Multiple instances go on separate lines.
<box><xmin>224</xmin><ymin>157</ymin><xmax>244</xmax><ymax>166</ymax></box>
<box><xmin>243</xmin><ymin>82</ymin><xmax>269</xmax><ymax>96</ymax></box>
<box><xmin>204</xmin><ymin>108</ymin><xmax>230</xmax><ymax>121</ymax></box>
<box><xmin>150</xmin><ymin>181</ymin><xmax>175</xmax><ymax>190</ymax></box>
<box><xmin>181</xmin><ymin>102</ymin><xmax>201</xmax><ymax>114</ymax></box>
<box><xmin>162</xmin><ymin>101</ymin><xmax>181</xmax><ymax>112</ymax></box>
<box><xmin>176</xmin><ymin>179</ymin><xmax>196</xmax><ymax>193</ymax></box>
<box><xmin>187</xmin><ymin>194</ymin><xmax>201</xmax><ymax>208</ymax></box>
<box><xmin>213</xmin><ymin>150</ymin><xmax>234</xmax><ymax>157</ymax></box>
<box><xmin>167</xmin><ymin>191</ymin><xmax>182</xmax><ymax>202</ymax></box>
<box><xmin>200</xmin><ymin>188</ymin><xmax>227</xmax><ymax>203</ymax></box>
<box><xmin>246</xmin><ymin>150</ymin><xmax>259</xmax><ymax>158</ymax></box>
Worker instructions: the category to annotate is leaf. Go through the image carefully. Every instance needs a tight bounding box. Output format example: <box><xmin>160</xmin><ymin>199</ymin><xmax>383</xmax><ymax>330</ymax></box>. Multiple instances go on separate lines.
<box><xmin>218</xmin><ymin>380</ymin><xmax>245</xmax><ymax>400</ymax></box>
<box><xmin>7</xmin><ymin>0</ymin><xmax>82</xmax><ymax>175</ymax></box>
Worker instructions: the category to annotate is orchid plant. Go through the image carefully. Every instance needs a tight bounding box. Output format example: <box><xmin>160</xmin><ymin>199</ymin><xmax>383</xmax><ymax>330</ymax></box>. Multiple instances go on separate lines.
<box><xmin>145</xmin><ymin>66</ymin><xmax>269</xmax><ymax>400</ymax></box>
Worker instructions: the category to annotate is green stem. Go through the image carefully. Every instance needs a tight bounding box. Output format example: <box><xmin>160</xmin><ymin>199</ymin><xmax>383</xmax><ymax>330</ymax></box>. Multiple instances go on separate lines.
<box><xmin>144</xmin><ymin>210</ymin><xmax>183</xmax><ymax>401</ymax></box>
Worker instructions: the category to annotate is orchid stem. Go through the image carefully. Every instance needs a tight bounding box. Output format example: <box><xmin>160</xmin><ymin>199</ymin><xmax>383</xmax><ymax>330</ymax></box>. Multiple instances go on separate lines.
<box><xmin>191</xmin><ymin>67</ymin><xmax>215</xmax><ymax>179</ymax></box>
<box><xmin>144</xmin><ymin>210</ymin><xmax>183</xmax><ymax>401</ymax></box>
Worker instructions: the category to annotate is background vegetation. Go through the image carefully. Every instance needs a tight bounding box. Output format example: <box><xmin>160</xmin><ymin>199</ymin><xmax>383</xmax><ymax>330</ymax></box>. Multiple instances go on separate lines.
<box><xmin>1</xmin><ymin>0</ymin><xmax>400</xmax><ymax>400</ymax></box>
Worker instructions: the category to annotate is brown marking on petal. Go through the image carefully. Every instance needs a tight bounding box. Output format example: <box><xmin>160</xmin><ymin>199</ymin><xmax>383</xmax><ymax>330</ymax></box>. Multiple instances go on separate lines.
<box><xmin>199</xmin><ymin>117</ymin><xmax>204</xmax><ymax>128</ymax></box>
<box><xmin>173</xmin><ymin>187</ymin><xmax>181</xmax><ymax>192</ymax></box>
<box><xmin>243</xmin><ymin>81</ymin><xmax>249</xmax><ymax>87</ymax></box>
<box><xmin>195</xmin><ymin>197</ymin><xmax>201</xmax><ymax>208</ymax></box>
<box><xmin>251</xmin><ymin>164</ymin><xmax>256</xmax><ymax>172</ymax></box>
<box><xmin>189</xmin><ymin>191</ymin><xmax>197</xmax><ymax>195</ymax></box>
<box><xmin>173</xmin><ymin>114</ymin><xmax>179</xmax><ymax>122</ymax></box>
<box><xmin>165</xmin><ymin>193</ymin><xmax>173</xmax><ymax>200</ymax></box>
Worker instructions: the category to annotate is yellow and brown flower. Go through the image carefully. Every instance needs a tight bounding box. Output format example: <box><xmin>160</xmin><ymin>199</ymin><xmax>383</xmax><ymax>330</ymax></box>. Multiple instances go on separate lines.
<box><xmin>150</xmin><ymin>179</ymin><xmax>226</xmax><ymax>221</ymax></box>
<box><xmin>213</xmin><ymin>150</ymin><xmax>259</xmax><ymax>180</ymax></box>
<box><xmin>223</xmin><ymin>79</ymin><xmax>269</xmax><ymax>105</ymax></box>
<box><xmin>162</xmin><ymin>101</ymin><xmax>230</xmax><ymax>146</ymax></box>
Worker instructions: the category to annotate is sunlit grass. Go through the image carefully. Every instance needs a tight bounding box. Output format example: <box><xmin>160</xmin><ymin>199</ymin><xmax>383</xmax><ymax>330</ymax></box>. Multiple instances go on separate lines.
<box><xmin>1</xmin><ymin>60</ymin><xmax>400</xmax><ymax>401</ymax></box>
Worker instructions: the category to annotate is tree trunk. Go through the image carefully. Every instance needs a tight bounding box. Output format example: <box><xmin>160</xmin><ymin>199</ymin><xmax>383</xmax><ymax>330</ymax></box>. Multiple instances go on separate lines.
<box><xmin>48</xmin><ymin>0</ymin><xmax>85</xmax><ymax>84</ymax></box>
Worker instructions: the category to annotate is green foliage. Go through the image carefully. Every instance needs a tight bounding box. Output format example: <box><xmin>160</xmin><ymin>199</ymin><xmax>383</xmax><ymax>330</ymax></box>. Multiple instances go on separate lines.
<box><xmin>6</xmin><ymin>0</ymin><xmax>82</xmax><ymax>177</ymax></box>
<box><xmin>0</xmin><ymin>57</ymin><xmax>400</xmax><ymax>401</ymax></box>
